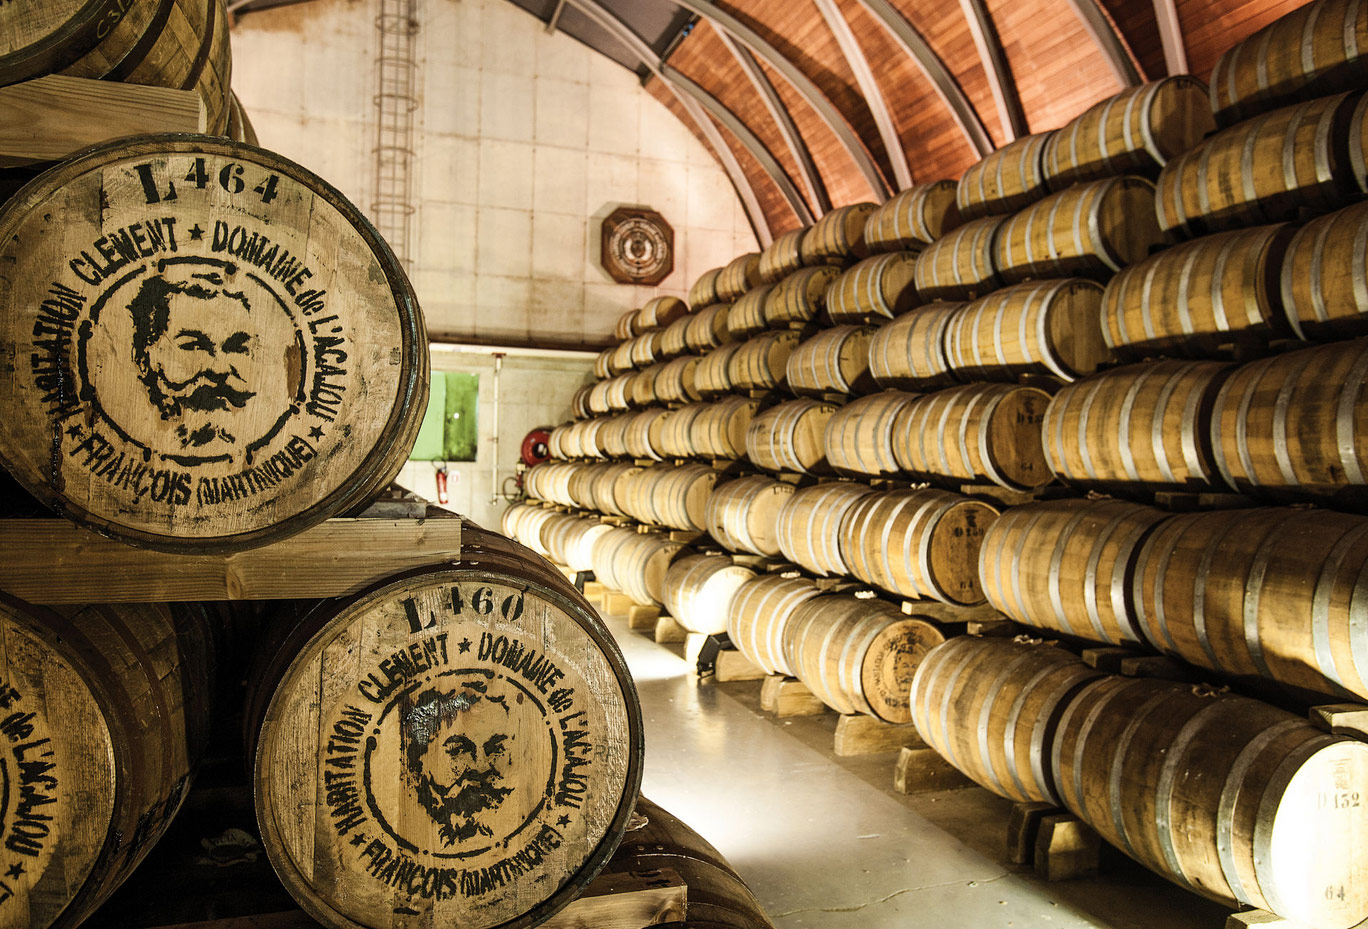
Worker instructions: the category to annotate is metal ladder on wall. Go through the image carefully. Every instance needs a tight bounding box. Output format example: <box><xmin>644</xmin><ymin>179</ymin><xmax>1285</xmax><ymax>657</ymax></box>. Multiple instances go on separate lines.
<box><xmin>373</xmin><ymin>0</ymin><xmax>420</xmax><ymax>269</ymax></box>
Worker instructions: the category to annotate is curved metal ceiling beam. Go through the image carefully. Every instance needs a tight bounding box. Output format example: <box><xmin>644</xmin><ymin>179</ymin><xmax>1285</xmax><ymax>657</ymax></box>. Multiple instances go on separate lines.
<box><xmin>957</xmin><ymin>0</ymin><xmax>1027</xmax><ymax>142</ymax></box>
<box><xmin>562</xmin><ymin>0</ymin><xmax>777</xmax><ymax>244</ymax></box>
<box><xmin>668</xmin><ymin>0</ymin><xmax>892</xmax><ymax>200</ymax></box>
<box><xmin>851</xmin><ymin>0</ymin><xmax>992</xmax><ymax>157</ymax></box>
<box><xmin>1064</xmin><ymin>0</ymin><xmax>1144</xmax><ymax>87</ymax></box>
<box><xmin>713</xmin><ymin>28</ymin><xmax>831</xmax><ymax>216</ymax></box>
<box><xmin>1151</xmin><ymin>0</ymin><xmax>1188</xmax><ymax>75</ymax></box>
<box><xmin>811</xmin><ymin>0</ymin><xmax>912</xmax><ymax>190</ymax></box>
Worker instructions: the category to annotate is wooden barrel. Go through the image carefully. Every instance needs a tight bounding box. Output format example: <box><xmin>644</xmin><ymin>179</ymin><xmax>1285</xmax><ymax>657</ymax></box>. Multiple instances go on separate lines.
<box><xmin>654</xmin><ymin>355</ymin><xmax>704</xmax><ymax>404</ymax></box>
<box><xmin>1210</xmin><ymin>0</ymin><xmax>1368</xmax><ymax>127</ymax></box>
<box><xmin>728</xmin><ymin>330</ymin><xmax>801</xmax><ymax>391</ymax></box>
<box><xmin>703</xmin><ymin>475</ymin><xmax>794</xmax><ymax>556</ymax></box>
<box><xmin>839</xmin><ymin>489</ymin><xmax>999</xmax><ymax>604</ymax></box>
<box><xmin>867</xmin><ymin>303</ymin><xmax>962</xmax><ymax>389</ymax></box>
<box><xmin>536</xmin><ymin>511</ymin><xmax>584</xmax><ymax>563</ymax></box>
<box><xmin>0</xmin><ymin>595</ymin><xmax>214</xmax><ymax>929</ymax></box>
<box><xmin>226</xmin><ymin>90</ymin><xmax>259</xmax><ymax>146</ymax></box>
<box><xmin>609</xmin><ymin>340</ymin><xmax>636</xmax><ymax>375</ymax></box>
<box><xmin>1043</xmin><ymin>360</ymin><xmax>1231</xmax><ymax>491</ymax></box>
<box><xmin>604</xmin><ymin>373</ymin><xmax>634</xmax><ymax>412</ymax></box>
<box><xmin>727</xmin><ymin>576</ymin><xmax>822</xmax><ymax>677</ymax></box>
<box><xmin>688</xmin><ymin>268</ymin><xmax>723</xmax><ymax>310</ymax></box>
<box><xmin>500</xmin><ymin>501</ymin><xmax>553</xmax><ymax>554</ymax></box>
<box><xmin>1134</xmin><ymin>506</ymin><xmax>1368</xmax><ymax>701</ymax></box>
<box><xmin>892</xmin><ymin>383</ymin><xmax>1054</xmax><ymax>491</ymax></box>
<box><xmin>524</xmin><ymin>461</ymin><xmax>583</xmax><ymax>506</ymax></box>
<box><xmin>621</xmin><ymin>408</ymin><xmax>668</xmax><ymax>461</ymax></box>
<box><xmin>994</xmin><ymin>177</ymin><xmax>1165</xmax><ymax>284</ymax></box>
<box><xmin>1053</xmin><ymin>674</ymin><xmax>1368</xmax><ymax>927</ymax></box>
<box><xmin>1102</xmin><ymin>223</ymin><xmax>1296</xmax><ymax>357</ymax></box>
<box><xmin>593</xmin><ymin>349</ymin><xmax>615</xmax><ymax>380</ymax></box>
<box><xmin>978</xmin><ymin>499</ymin><xmax>1169</xmax><ymax>646</ymax></box>
<box><xmin>658</xmin><ymin>311</ymin><xmax>693</xmax><ymax>359</ymax></box>
<box><xmin>726</xmin><ymin>283</ymin><xmax>775</xmax><ymax>339</ymax></box>
<box><xmin>1280</xmin><ymin>200</ymin><xmax>1368</xmax><ymax>340</ymax></box>
<box><xmin>591</xmin><ymin>527</ymin><xmax>685</xmax><ymax>606</ymax></box>
<box><xmin>955</xmin><ymin>132</ymin><xmax>1056</xmax><ymax>220</ymax></box>
<box><xmin>637</xmin><ymin>296</ymin><xmax>688</xmax><ymax>331</ymax></box>
<box><xmin>662</xmin><ymin>554</ymin><xmax>757</xmax><ymax>635</ymax></box>
<box><xmin>776</xmin><ymin>481</ymin><xmax>874</xmax><ymax>577</ymax></box>
<box><xmin>0</xmin><ymin>135</ymin><xmax>429</xmax><ymax>552</ymax></box>
<box><xmin>758</xmin><ymin>227</ymin><xmax>808</xmax><ymax>283</ymax></box>
<box><xmin>616</xmin><ymin>462</ymin><xmax>717</xmax><ymax>531</ymax></box>
<box><xmin>1211</xmin><ymin>339</ymin><xmax>1368</xmax><ymax>504</ymax></box>
<box><xmin>766</xmin><ymin>265</ymin><xmax>841</xmax><ymax>326</ymax></box>
<box><xmin>825</xmin><ymin>251</ymin><xmax>922</xmax><ymax>323</ymax></box>
<box><xmin>694</xmin><ymin>342</ymin><xmax>745</xmax><ymax>398</ymax></box>
<box><xmin>944</xmin><ymin>279</ymin><xmax>1110</xmax><ymax>382</ymax></box>
<box><xmin>785</xmin><ymin>595</ymin><xmax>945</xmax><ymax>723</ymax></box>
<box><xmin>716</xmin><ymin>253</ymin><xmax>762</xmax><ymax>302</ymax></box>
<box><xmin>690</xmin><ymin>396</ymin><xmax>762</xmax><ymax>461</ymax></box>
<box><xmin>861</xmin><ymin>182</ymin><xmax>959</xmax><ymax>252</ymax></box>
<box><xmin>588</xmin><ymin>462</ymin><xmax>636</xmax><ymax>517</ymax></box>
<box><xmin>567</xmin><ymin>462</ymin><xmax>606</xmax><ymax>510</ymax></box>
<box><xmin>629</xmin><ymin>362</ymin><xmax>666</xmax><ymax>408</ymax></box>
<box><xmin>587</xmin><ymin>380</ymin><xmax>615</xmax><ymax>415</ymax></box>
<box><xmin>550</xmin><ymin>515</ymin><xmax>614</xmax><ymax>572</ymax></box>
<box><xmin>684</xmin><ymin>303</ymin><xmax>732</xmax><ymax>354</ymax></box>
<box><xmin>745</xmin><ymin>400</ymin><xmax>838</xmax><ymax>475</ymax></box>
<box><xmin>785</xmin><ymin>325</ymin><xmax>876</xmax><ymax>396</ymax></box>
<box><xmin>1043</xmin><ymin>77</ymin><xmax>1215</xmax><ymax>188</ymax></box>
<box><xmin>614</xmin><ymin>308</ymin><xmax>641</xmax><ymax>340</ymax></box>
<box><xmin>824</xmin><ymin>390</ymin><xmax>918</xmax><ymax>478</ymax></box>
<box><xmin>912</xmin><ymin>215</ymin><xmax>1007</xmax><ymax>301</ymax></box>
<box><xmin>571</xmin><ymin>384</ymin><xmax>594</xmax><ymax>420</ymax></box>
<box><xmin>654</xmin><ymin>404</ymin><xmax>706</xmax><ymax>460</ymax></box>
<box><xmin>1155</xmin><ymin>92</ymin><xmax>1358</xmax><ymax>239</ymax></box>
<box><xmin>801</xmin><ymin>203</ymin><xmax>879</xmax><ymax>265</ymax></box>
<box><xmin>601</xmin><ymin>414</ymin><xmax>635</xmax><ymax>458</ymax></box>
<box><xmin>627</xmin><ymin>331</ymin><xmax>664</xmax><ymax>369</ymax></box>
<box><xmin>608</xmin><ymin>797</ymin><xmax>775</xmax><ymax>929</ymax></box>
<box><xmin>910</xmin><ymin>636</ymin><xmax>1104</xmax><ymax>804</ymax></box>
<box><xmin>248</xmin><ymin>531</ymin><xmax>644</xmax><ymax>929</ymax></box>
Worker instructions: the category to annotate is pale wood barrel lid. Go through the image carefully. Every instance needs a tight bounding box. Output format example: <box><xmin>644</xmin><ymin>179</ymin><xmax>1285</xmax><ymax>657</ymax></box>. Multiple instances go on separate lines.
<box><xmin>0</xmin><ymin>135</ymin><xmax>426</xmax><ymax>552</ymax></box>
<box><xmin>0</xmin><ymin>600</ymin><xmax>116</xmax><ymax>929</ymax></box>
<box><xmin>254</xmin><ymin>567</ymin><xmax>642</xmax><ymax>929</ymax></box>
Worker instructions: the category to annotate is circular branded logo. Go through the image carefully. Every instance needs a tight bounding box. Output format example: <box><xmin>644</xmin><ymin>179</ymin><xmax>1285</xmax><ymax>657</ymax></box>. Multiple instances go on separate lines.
<box><xmin>601</xmin><ymin>207</ymin><xmax>673</xmax><ymax>285</ymax></box>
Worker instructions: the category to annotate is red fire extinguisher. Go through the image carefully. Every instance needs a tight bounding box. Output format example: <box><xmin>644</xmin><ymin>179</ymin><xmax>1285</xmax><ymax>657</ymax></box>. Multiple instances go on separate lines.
<box><xmin>435</xmin><ymin>465</ymin><xmax>449</xmax><ymax>505</ymax></box>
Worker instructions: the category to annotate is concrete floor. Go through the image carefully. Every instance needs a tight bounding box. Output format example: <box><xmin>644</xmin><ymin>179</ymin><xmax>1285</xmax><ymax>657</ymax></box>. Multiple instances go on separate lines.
<box><xmin>602</xmin><ymin>612</ymin><xmax>1232</xmax><ymax>929</ymax></box>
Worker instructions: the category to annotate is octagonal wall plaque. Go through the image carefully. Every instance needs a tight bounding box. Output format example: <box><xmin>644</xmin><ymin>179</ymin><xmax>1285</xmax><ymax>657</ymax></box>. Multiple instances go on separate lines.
<box><xmin>600</xmin><ymin>207</ymin><xmax>674</xmax><ymax>285</ymax></box>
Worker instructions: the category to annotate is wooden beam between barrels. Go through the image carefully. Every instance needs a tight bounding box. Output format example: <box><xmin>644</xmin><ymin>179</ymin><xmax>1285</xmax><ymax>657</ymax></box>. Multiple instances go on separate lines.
<box><xmin>761</xmin><ymin>675</ymin><xmax>828</xmax><ymax>717</ymax></box>
<box><xmin>0</xmin><ymin>75</ymin><xmax>205</xmax><ymax>167</ymax></box>
<box><xmin>0</xmin><ymin>517</ymin><xmax>461</xmax><ymax>603</ymax></box>
<box><xmin>893</xmin><ymin>747</ymin><xmax>975</xmax><ymax>793</ymax></box>
<box><xmin>654</xmin><ymin>615</ymin><xmax>689</xmax><ymax>643</ymax></box>
<box><xmin>835</xmin><ymin>714</ymin><xmax>927</xmax><ymax>756</ymax></box>
<box><xmin>628</xmin><ymin>604</ymin><xmax>662</xmax><ymax>630</ymax></box>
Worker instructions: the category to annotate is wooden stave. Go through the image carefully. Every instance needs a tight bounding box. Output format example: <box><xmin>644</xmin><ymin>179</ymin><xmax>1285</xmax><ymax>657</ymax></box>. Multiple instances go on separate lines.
<box><xmin>866</xmin><ymin>303</ymin><xmax>964</xmax><ymax>389</ymax></box>
<box><xmin>1280</xmin><ymin>199</ymin><xmax>1368</xmax><ymax>341</ymax></box>
<box><xmin>944</xmin><ymin>279</ymin><xmax>1111</xmax><ymax>383</ymax></box>
<box><xmin>728</xmin><ymin>330</ymin><xmax>801</xmax><ymax>391</ymax></box>
<box><xmin>688</xmin><ymin>268</ymin><xmax>724</xmax><ymax>310</ymax></box>
<box><xmin>662</xmin><ymin>553</ymin><xmax>757</xmax><ymax>635</ymax></box>
<box><xmin>726</xmin><ymin>575</ymin><xmax>823</xmax><ymax>677</ymax></box>
<box><xmin>800</xmin><ymin>203</ymin><xmax>879</xmax><ymax>265</ymax></box>
<box><xmin>1042</xmin><ymin>360</ymin><xmax>1232</xmax><ymax>492</ymax></box>
<box><xmin>689</xmin><ymin>396</ymin><xmax>761</xmax><ymax>461</ymax></box>
<box><xmin>784</xmin><ymin>595</ymin><xmax>944</xmax><ymax>723</ymax></box>
<box><xmin>1209</xmin><ymin>0</ymin><xmax>1368</xmax><ymax>127</ymax></box>
<box><xmin>129</xmin><ymin>0</ymin><xmax>234</xmax><ymax>135</ymax></box>
<box><xmin>994</xmin><ymin>176</ymin><xmax>1166</xmax><ymax>284</ymax></box>
<box><xmin>716</xmin><ymin>253</ymin><xmax>762</xmax><ymax>302</ymax></box>
<box><xmin>0</xmin><ymin>134</ymin><xmax>428</xmax><ymax>553</ymax></box>
<box><xmin>837</xmin><ymin>488</ymin><xmax>999</xmax><ymax>605</ymax></box>
<box><xmin>1052</xmin><ymin>673</ymin><xmax>1368</xmax><ymax>927</ymax></box>
<box><xmin>627</xmin><ymin>331</ymin><xmax>663</xmax><ymax>370</ymax></box>
<box><xmin>1132</xmin><ymin>506</ymin><xmax>1368</xmax><ymax>702</ymax></box>
<box><xmin>758</xmin><ymin>228</ymin><xmax>808</xmax><ymax>284</ymax></box>
<box><xmin>823</xmin><ymin>390</ymin><xmax>918</xmax><ymax>478</ymax></box>
<box><xmin>1210</xmin><ymin>339</ymin><xmax>1368</xmax><ymax>504</ymax></box>
<box><xmin>977</xmin><ymin>498</ymin><xmax>1169</xmax><ymax>646</ymax></box>
<box><xmin>703</xmin><ymin>475</ymin><xmax>794</xmax><ymax>557</ymax></box>
<box><xmin>610</xmin><ymin>339</ymin><xmax>637</xmax><ymax>375</ymax></box>
<box><xmin>861</xmin><ymin>182</ymin><xmax>960</xmax><ymax>253</ymax></box>
<box><xmin>0</xmin><ymin>1</ymin><xmax>167</xmax><ymax>85</ymax></box>
<box><xmin>684</xmin><ymin>304</ymin><xmax>733</xmax><ymax>354</ymax></box>
<box><xmin>654</xmin><ymin>355</ymin><xmax>704</xmax><ymax>404</ymax></box>
<box><xmin>776</xmin><ymin>481</ymin><xmax>875</xmax><ymax>577</ymax></box>
<box><xmin>608</xmin><ymin>796</ymin><xmax>776</xmax><ymax>929</ymax></box>
<box><xmin>658</xmin><ymin>312</ymin><xmax>694</xmax><ymax>359</ymax></box>
<box><xmin>591</xmin><ymin>526</ymin><xmax>685</xmax><ymax>606</ymax></box>
<box><xmin>638</xmin><ymin>296</ymin><xmax>689</xmax><ymax>331</ymax></box>
<box><xmin>1042</xmin><ymin>77</ymin><xmax>1215</xmax><ymax>189</ymax></box>
<box><xmin>766</xmin><ymin>265</ymin><xmax>841</xmax><ymax>326</ymax></box>
<box><xmin>1101</xmin><ymin>223</ymin><xmax>1296</xmax><ymax>357</ymax></box>
<box><xmin>784</xmin><ymin>325</ymin><xmax>876</xmax><ymax>397</ymax></box>
<box><xmin>1155</xmin><ymin>92</ymin><xmax>1358</xmax><ymax>239</ymax></box>
<box><xmin>614</xmin><ymin>308</ymin><xmax>641</xmax><ymax>340</ymax></box>
<box><xmin>825</xmin><ymin>251</ymin><xmax>922</xmax><ymax>324</ymax></box>
<box><xmin>891</xmin><ymin>382</ymin><xmax>1054</xmax><ymax>491</ymax></box>
<box><xmin>912</xmin><ymin>215</ymin><xmax>1008</xmax><ymax>301</ymax></box>
<box><xmin>910</xmin><ymin>636</ymin><xmax>1104</xmax><ymax>804</ymax></box>
<box><xmin>630</xmin><ymin>362</ymin><xmax>667</xmax><ymax>408</ymax></box>
<box><xmin>694</xmin><ymin>343</ymin><xmax>746</xmax><ymax>399</ymax></box>
<box><xmin>247</xmin><ymin>531</ymin><xmax>645</xmax><ymax>929</ymax></box>
<box><xmin>955</xmin><ymin>132</ymin><xmax>1057</xmax><ymax>220</ymax></box>
<box><xmin>0</xmin><ymin>594</ymin><xmax>215</xmax><ymax>929</ymax></box>
<box><xmin>744</xmin><ymin>400</ymin><xmax>838</xmax><ymax>475</ymax></box>
<box><xmin>726</xmin><ymin>284</ymin><xmax>776</xmax><ymax>339</ymax></box>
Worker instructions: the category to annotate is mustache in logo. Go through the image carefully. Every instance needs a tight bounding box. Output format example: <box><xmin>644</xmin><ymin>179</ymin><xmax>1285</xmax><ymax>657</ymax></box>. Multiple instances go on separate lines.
<box><xmin>176</xmin><ymin>374</ymin><xmax>256</xmax><ymax>413</ymax></box>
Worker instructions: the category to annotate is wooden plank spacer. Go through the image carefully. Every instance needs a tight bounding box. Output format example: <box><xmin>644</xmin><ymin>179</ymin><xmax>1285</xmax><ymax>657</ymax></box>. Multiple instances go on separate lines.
<box><xmin>1006</xmin><ymin>801</ymin><xmax>1063</xmax><ymax>866</ymax></box>
<box><xmin>627</xmin><ymin>604</ymin><xmax>661</xmax><ymax>631</ymax></box>
<box><xmin>893</xmin><ymin>746</ymin><xmax>974</xmax><ymax>794</ymax></box>
<box><xmin>1309</xmin><ymin>704</ymin><xmax>1368</xmax><ymax>742</ymax></box>
<box><xmin>835</xmin><ymin>714</ymin><xmax>926</xmax><ymax>756</ymax></box>
<box><xmin>1033</xmin><ymin>813</ymin><xmax>1102</xmax><ymax>881</ymax></box>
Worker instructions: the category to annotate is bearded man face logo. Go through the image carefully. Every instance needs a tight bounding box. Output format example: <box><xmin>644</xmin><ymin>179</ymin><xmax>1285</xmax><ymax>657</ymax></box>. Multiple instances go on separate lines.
<box><xmin>401</xmin><ymin>683</ymin><xmax>517</xmax><ymax>847</ymax></box>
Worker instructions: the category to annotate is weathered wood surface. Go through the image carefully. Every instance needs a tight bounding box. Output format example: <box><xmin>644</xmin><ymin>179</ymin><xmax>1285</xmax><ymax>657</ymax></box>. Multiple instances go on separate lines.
<box><xmin>833</xmin><ymin>713</ymin><xmax>927</xmax><ymax>756</ymax></box>
<box><xmin>0</xmin><ymin>517</ymin><xmax>462</xmax><ymax>603</ymax></box>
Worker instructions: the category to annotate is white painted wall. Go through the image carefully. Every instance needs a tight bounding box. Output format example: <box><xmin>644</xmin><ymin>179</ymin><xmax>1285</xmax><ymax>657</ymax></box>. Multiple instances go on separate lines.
<box><xmin>229</xmin><ymin>0</ymin><xmax>757</xmax><ymax>347</ymax></box>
